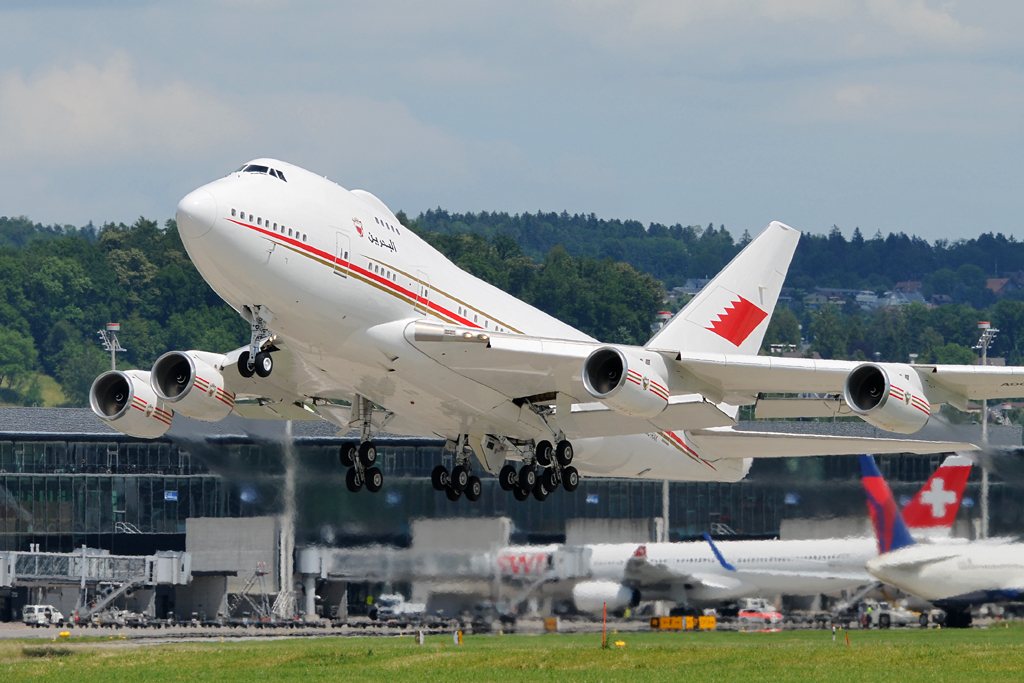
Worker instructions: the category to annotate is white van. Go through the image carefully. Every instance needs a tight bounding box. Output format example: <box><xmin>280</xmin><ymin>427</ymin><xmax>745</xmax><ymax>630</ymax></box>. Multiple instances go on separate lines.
<box><xmin>22</xmin><ymin>605</ymin><xmax>65</xmax><ymax>627</ymax></box>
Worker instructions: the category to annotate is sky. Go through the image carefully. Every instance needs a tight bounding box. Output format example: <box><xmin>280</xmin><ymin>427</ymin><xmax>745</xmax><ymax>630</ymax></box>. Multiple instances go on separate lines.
<box><xmin>0</xmin><ymin>1</ymin><xmax>1022</xmax><ymax>241</ymax></box>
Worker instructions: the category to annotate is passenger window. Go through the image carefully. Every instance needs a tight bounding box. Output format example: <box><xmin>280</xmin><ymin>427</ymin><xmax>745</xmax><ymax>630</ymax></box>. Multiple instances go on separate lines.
<box><xmin>302</xmin><ymin>234</ymin><xmax>307</xmax><ymax>242</ymax></box>
<box><xmin>249</xmin><ymin>214</ymin><xmax>253</xmax><ymax>222</ymax></box>
<box><xmin>273</xmin><ymin>223</ymin><xmax>277</xmax><ymax>230</ymax></box>
<box><xmin>231</xmin><ymin>209</ymin><xmax>236</xmax><ymax>217</ymax></box>
<box><xmin>288</xmin><ymin>228</ymin><xmax>293</xmax><ymax>237</ymax></box>
<box><xmin>257</xmin><ymin>218</ymin><xmax>262</xmax><ymax>226</ymax></box>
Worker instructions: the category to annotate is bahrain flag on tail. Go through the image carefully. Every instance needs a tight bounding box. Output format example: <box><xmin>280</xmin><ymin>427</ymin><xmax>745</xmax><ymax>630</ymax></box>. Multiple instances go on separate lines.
<box><xmin>901</xmin><ymin>454</ymin><xmax>972</xmax><ymax>533</ymax></box>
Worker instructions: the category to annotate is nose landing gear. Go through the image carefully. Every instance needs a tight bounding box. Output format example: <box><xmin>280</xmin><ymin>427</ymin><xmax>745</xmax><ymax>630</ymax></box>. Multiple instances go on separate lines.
<box><xmin>238</xmin><ymin>306</ymin><xmax>276</xmax><ymax>379</ymax></box>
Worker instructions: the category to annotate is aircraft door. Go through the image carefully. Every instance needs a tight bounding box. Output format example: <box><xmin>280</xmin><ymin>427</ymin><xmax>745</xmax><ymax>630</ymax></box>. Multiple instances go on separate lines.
<box><xmin>334</xmin><ymin>231</ymin><xmax>350</xmax><ymax>277</ymax></box>
<box><xmin>414</xmin><ymin>269</ymin><xmax>430</xmax><ymax>315</ymax></box>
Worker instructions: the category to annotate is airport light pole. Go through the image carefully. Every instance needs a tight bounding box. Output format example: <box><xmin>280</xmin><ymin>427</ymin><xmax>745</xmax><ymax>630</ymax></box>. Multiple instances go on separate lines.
<box><xmin>974</xmin><ymin>321</ymin><xmax>998</xmax><ymax>539</ymax></box>
<box><xmin>98</xmin><ymin>322</ymin><xmax>125</xmax><ymax>371</ymax></box>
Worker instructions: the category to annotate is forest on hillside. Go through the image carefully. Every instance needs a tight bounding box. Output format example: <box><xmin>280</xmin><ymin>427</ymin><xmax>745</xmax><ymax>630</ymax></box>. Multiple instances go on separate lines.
<box><xmin>414</xmin><ymin>210</ymin><xmax>1023</xmax><ymax>307</ymax></box>
<box><xmin>2</xmin><ymin>210</ymin><xmax>1024</xmax><ymax>407</ymax></box>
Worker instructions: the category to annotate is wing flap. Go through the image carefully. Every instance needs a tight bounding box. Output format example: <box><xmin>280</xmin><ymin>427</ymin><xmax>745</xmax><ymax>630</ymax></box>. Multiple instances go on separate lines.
<box><xmin>565</xmin><ymin>396</ymin><xmax>735</xmax><ymax>439</ymax></box>
<box><xmin>687</xmin><ymin>428</ymin><xmax>978</xmax><ymax>458</ymax></box>
<box><xmin>754</xmin><ymin>396</ymin><xmax>852</xmax><ymax>419</ymax></box>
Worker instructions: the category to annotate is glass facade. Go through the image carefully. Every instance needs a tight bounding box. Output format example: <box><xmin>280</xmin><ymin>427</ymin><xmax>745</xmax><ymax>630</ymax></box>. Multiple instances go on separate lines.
<box><xmin>0</xmin><ymin>432</ymin><xmax>1014</xmax><ymax>554</ymax></box>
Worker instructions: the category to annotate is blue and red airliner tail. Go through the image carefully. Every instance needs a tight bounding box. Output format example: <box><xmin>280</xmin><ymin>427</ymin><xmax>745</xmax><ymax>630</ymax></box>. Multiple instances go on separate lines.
<box><xmin>860</xmin><ymin>454</ymin><xmax>915</xmax><ymax>554</ymax></box>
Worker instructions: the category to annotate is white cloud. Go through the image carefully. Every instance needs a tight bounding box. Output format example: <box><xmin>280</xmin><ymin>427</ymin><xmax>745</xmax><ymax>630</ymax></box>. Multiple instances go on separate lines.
<box><xmin>0</xmin><ymin>54</ymin><xmax>245</xmax><ymax>163</ymax></box>
<box><xmin>867</xmin><ymin>0</ymin><xmax>984</xmax><ymax>45</ymax></box>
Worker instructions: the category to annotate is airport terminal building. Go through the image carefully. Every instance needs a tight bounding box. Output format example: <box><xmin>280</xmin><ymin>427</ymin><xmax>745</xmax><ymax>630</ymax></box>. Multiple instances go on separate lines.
<box><xmin>0</xmin><ymin>407</ymin><xmax>1018</xmax><ymax>621</ymax></box>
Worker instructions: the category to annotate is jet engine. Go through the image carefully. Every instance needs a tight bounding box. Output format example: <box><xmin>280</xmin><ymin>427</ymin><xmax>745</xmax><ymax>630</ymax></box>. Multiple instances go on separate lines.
<box><xmin>150</xmin><ymin>351</ymin><xmax>235</xmax><ymax>422</ymax></box>
<box><xmin>581</xmin><ymin>346</ymin><xmax>671</xmax><ymax>418</ymax></box>
<box><xmin>843</xmin><ymin>362</ymin><xmax>931</xmax><ymax>434</ymax></box>
<box><xmin>90</xmin><ymin>370</ymin><xmax>174</xmax><ymax>439</ymax></box>
<box><xmin>572</xmin><ymin>581</ymin><xmax>640</xmax><ymax>614</ymax></box>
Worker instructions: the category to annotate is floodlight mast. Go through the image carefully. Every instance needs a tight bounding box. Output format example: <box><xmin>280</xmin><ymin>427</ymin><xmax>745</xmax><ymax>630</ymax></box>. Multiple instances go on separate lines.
<box><xmin>98</xmin><ymin>323</ymin><xmax>125</xmax><ymax>371</ymax></box>
<box><xmin>974</xmin><ymin>321</ymin><xmax>998</xmax><ymax>540</ymax></box>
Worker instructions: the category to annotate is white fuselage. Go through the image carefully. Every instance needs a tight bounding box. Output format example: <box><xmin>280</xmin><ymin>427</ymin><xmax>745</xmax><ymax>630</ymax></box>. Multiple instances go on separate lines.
<box><xmin>176</xmin><ymin>159</ymin><xmax>748</xmax><ymax>481</ymax></box>
<box><xmin>866</xmin><ymin>542</ymin><xmax>1024</xmax><ymax>606</ymax></box>
<box><xmin>587</xmin><ymin>537</ymin><xmax>876</xmax><ymax>603</ymax></box>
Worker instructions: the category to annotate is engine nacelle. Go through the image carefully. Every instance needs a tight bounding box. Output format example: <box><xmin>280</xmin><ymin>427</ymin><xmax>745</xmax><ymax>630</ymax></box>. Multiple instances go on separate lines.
<box><xmin>843</xmin><ymin>362</ymin><xmax>931</xmax><ymax>434</ymax></box>
<box><xmin>582</xmin><ymin>346</ymin><xmax>671</xmax><ymax>418</ymax></box>
<box><xmin>150</xmin><ymin>351</ymin><xmax>235</xmax><ymax>422</ymax></box>
<box><xmin>90</xmin><ymin>370</ymin><xmax>173</xmax><ymax>439</ymax></box>
<box><xmin>572</xmin><ymin>581</ymin><xmax>640</xmax><ymax>614</ymax></box>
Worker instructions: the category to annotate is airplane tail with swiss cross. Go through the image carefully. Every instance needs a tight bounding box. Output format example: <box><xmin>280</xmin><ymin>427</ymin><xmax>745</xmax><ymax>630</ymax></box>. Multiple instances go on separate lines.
<box><xmin>645</xmin><ymin>221</ymin><xmax>801</xmax><ymax>356</ymax></box>
<box><xmin>900</xmin><ymin>454</ymin><xmax>972</xmax><ymax>537</ymax></box>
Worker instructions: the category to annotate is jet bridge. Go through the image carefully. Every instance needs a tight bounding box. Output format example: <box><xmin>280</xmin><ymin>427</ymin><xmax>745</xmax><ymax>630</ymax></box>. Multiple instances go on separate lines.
<box><xmin>0</xmin><ymin>548</ymin><xmax>190</xmax><ymax>588</ymax></box>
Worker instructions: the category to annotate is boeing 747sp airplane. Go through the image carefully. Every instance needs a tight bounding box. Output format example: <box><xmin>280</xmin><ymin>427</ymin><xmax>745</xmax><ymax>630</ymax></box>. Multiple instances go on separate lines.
<box><xmin>89</xmin><ymin>160</ymin><xmax>1020</xmax><ymax>502</ymax></box>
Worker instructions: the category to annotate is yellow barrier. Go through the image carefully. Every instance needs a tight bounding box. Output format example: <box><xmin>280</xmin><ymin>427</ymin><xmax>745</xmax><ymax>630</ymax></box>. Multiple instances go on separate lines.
<box><xmin>649</xmin><ymin>615</ymin><xmax>716</xmax><ymax>630</ymax></box>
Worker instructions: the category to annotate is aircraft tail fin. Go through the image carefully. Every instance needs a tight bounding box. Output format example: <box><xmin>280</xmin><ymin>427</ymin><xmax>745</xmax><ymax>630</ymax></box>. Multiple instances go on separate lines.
<box><xmin>902</xmin><ymin>454</ymin><xmax>972</xmax><ymax>534</ymax></box>
<box><xmin>860</xmin><ymin>454</ymin><xmax>915</xmax><ymax>554</ymax></box>
<box><xmin>645</xmin><ymin>222</ymin><xmax>800</xmax><ymax>355</ymax></box>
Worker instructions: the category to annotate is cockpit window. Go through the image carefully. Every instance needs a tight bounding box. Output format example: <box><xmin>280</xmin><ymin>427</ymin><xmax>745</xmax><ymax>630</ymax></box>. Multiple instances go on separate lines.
<box><xmin>276</xmin><ymin>170</ymin><xmax>286</xmax><ymax>182</ymax></box>
<box><xmin>243</xmin><ymin>164</ymin><xmax>270</xmax><ymax>174</ymax></box>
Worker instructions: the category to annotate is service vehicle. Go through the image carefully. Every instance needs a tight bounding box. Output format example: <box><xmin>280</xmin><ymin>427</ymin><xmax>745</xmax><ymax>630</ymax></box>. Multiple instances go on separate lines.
<box><xmin>22</xmin><ymin>604</ymin><xmax>65</xmax><ymax>627</ymax></box>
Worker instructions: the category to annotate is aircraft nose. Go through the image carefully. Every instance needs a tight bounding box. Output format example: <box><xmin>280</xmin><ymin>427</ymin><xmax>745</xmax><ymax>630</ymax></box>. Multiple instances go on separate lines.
<box><xmin>176</xmin><ymin>189</ymin><xmax>218</xmax><ymax>240</ymax></box>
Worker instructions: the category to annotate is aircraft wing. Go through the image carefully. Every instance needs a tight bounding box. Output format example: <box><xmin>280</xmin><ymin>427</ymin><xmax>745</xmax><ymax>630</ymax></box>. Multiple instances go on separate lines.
<box><xmin>686</xmin><ymin>428</ymin><xmax>979</xmax><ymax>457</ymax></box>
<box><xmin>623</xmin><ymin>550</ymin><xmax>744</xmax><ymax>592</ymax></box>
<box><xmin>623</xmin><ymin>550</ymin><xmax>681</xmax><ymax>587</ymax></box>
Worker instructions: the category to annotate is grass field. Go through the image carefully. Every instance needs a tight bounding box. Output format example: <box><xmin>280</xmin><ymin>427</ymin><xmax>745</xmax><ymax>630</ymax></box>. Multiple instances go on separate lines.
<box><xmin>2</xmin><ymin>628</ymin><xmax>1023</xmax><ymax>683</ymax></box>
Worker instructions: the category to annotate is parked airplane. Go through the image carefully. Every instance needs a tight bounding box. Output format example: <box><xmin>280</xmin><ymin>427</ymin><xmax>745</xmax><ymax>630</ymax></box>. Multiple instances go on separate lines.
<box><xmin>90</xmin><ymin>159</ymin><xmax>1018</xmax><ymax>502</ymax></box>
<box><xmin>862</xmin><ymin>454</ymin><xmax>1022</xmax><ymax>628</ymax></box>
<box><xmin>561</xmin><ymin>454</ymin><xmax>973</xmax><ymax>613</ymax></box>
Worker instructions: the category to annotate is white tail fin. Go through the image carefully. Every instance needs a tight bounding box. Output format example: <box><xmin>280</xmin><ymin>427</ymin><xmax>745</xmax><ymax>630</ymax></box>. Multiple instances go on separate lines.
<box><xmin>646</xmin><ymin>221</ymin><xmax>800</xmax><ymax>355</ymax></box>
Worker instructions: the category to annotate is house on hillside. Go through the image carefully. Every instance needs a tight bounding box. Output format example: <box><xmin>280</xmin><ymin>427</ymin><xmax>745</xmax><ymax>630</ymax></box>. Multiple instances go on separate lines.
<box><xmin>802</xmin><ymin>293</ymin><xmax>829</xmax><ymax>310</ymax></box>
<box><xmin>930</xmin><ymin>294</ymin><xmax>953</xmax><ymax>306</ymax></box>
<box><xmin>986</xmin><ymin>278</ymin><xmax>1018</xmax><ymax>296</ymax></box>
<box><xmin>879</xmin><ymin>281</ymin><xmax>926</xmax><ymax>307</ymax></box>
<box><xmin>680</xmin><ymin>278</ymin><xmax>711</xmax><ymax>295</ymax></box>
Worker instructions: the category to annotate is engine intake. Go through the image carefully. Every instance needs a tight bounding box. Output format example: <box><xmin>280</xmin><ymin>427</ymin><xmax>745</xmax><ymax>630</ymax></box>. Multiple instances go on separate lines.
<box><xmin>90</xmin><ymin>370</ymin><xmax>173</xmax><ymax>439</ymax></box>
<box><xmin>843</xmin><ymin>363</ymin><xmax>930</xmax><ymax>434</ymax></box>
<box><xmin>151</xmin><ymin>351</ymin><xmax>234</xmax><ymax>422</ymax></box>
<box><xmin>582</xmin><ymin>346</ymin><xmax>671</xmax><ymax>419</ymax></box>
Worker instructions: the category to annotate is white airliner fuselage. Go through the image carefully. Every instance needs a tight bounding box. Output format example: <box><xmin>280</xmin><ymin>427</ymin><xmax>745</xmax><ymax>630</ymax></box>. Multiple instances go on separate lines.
<box><xmin>176</xmin><ymin>160</ymin><xmax>746</xmax><ymax>481</ymax></box>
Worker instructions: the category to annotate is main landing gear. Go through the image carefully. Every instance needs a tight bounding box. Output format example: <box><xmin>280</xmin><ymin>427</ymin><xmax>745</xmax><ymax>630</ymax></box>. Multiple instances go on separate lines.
<box><xmin>498</xmin><ymin>439</ymin><xmax>579</xmax><ymax>503</ymax></box>
<box><xmin>431</xmin><ymin>436</ymin><xmax>482</xmax><ymax>502</ymax></box>
<box><xmin>339</xmin><ymin>395</ymin><xmax>393</xmax><ymax>495</ymax></box>
<box><xmin>237</xmin><ymin>305</ymin><xmax>275</xmax><ymax>379</ymax></box>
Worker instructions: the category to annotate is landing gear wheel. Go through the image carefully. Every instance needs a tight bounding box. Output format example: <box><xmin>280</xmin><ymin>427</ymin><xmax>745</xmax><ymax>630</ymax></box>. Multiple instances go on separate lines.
<box><xmin>542</xmin><ymin>468</ymin><xmax>560</xmax><ymax>491</ymax></box>
<box><xmin>445</xmin><ymin>485</ymin><xmax>462</xmax><ymax>501</ymax></box>
<box><xmin>535</xmin><ymin>440</ymin><xmax>554</xmax><ymax>467</ymax></box>
<box><xmin>345</xmin><ymin>468</ymin><xmax>363</xmax><ymax>492</ymax></box>
<box><xmin>512</xmin><ymin>486</ymin><xmax>530</xmax><ymax>502</ymax></box>
<box><xmin>358</xmin><ymin>441</ymin><xmax>377</xmax><ymax>468</ymax></box>
<box><xmin>518</xmin><ymin>465</ymin><xmax>537</xmax><ymax>493</ymax></box>
<box><xmin>465</xmin><ymin>476</ymin><xmax>483</xmax><ymax>501</ymax></box>
<box><xmin>562</xmin><ymin>466</ymin><xmax>580</xmax><ymax>492</ymax></box>
<box><xmin>450</xmin><ymin>465</ymin><xmax>470</xmax><ymax>493</ymax></box>
<box><xmin>498</xmin><ymin>464</ymin><xmax>518</xmax><ymax>491</ymax></box>
<box><xmin>237</xmin><ymin>352</ymin><xmax>255</xmax><ymax>378</ymax></box>
<box><xmin>555</xmin><ymin>440</ymin><xmax>574</xmax><ymax>467</ymax></box>
<box><xmin>532</xmin><ymin>481</ymin><xmax>550</xmax><ymax>502</ymax></box>
<box><xmin>879</xmin><ymin>614</ymin><xmax>891</xmax><ymax>629</ymax></box>
<box><xmin>365</xmin><ymin>467</ymin><xmax>383</xmax><ymax>493</ymax></box>
<box><xmin>431</xmin><ymin>465</ymin><xmax>450</xmax><ymax>491</ymax></box>
<box><xmin>254</xmin><ymin>351</ymin><xmax>274</xmax><ymax>378</ymax></box>
<box><xmin>339</xmin><ymin>443</ymin><xmax>357</xmax><ymax>467</ymax></box>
